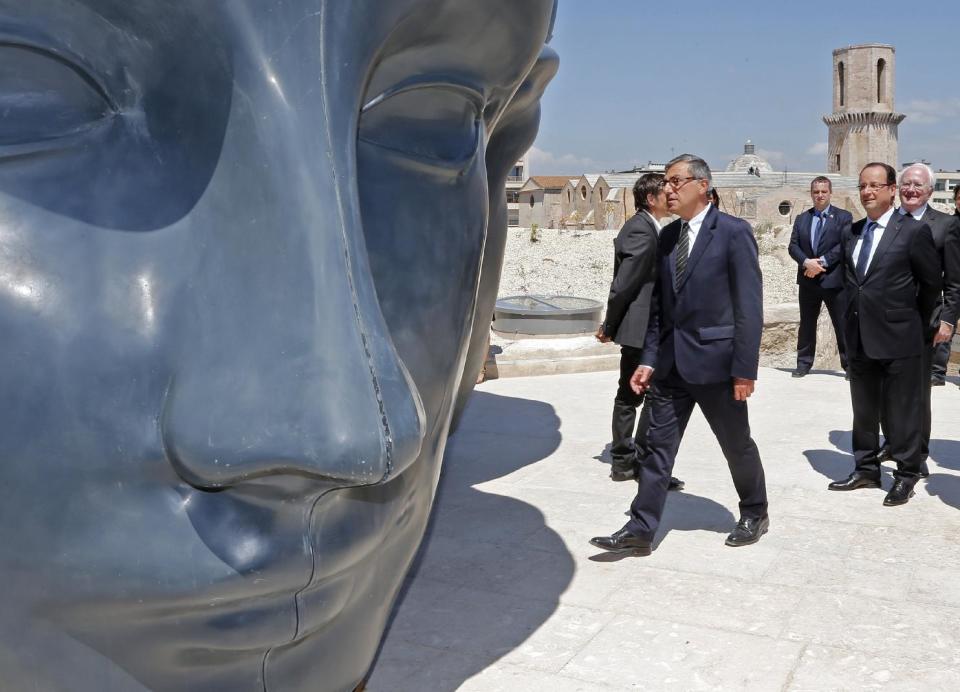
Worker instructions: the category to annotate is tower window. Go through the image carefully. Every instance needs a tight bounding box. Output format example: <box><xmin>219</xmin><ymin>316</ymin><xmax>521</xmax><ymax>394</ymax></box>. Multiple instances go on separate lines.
<box><xmin>838</xmin><ymin>61</ymin><xmax>845</xmax><ymax>106</ymax></box>
<box><xmin>580</xmin><ymin>185</ymin><xmax>587</xmax><ymax>200</ymax></box>
<box><xmin>529</xmin><ymin>195</ymin><xmax>535</xmax><ymax>208</ymax></box>
<box><xmin>835</xmin><ymin>154</ymin><xmax>841</xmax><ymax>170</ymax></box>
<box><xmin>877</xmin><ymin>59</ymin><xmax>886</xmax><ymax>103</ymax></box>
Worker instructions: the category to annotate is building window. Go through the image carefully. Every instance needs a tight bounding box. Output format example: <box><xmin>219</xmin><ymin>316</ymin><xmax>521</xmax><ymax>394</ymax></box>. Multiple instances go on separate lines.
<box><xmin>877</xmin><ymin>59</ymin><xmax>886</xmax><ymax>103</ymax></box>
<box><xmin>528</xmin><ymin>195</ymin><xmax>535</xmax><ymax>208</ymax></box>
<box><xmin>936</xmin><ymin>181</ymin><xmax>946</xmax><ymax>192</ymax></box>
<box><xmin>580</xmin><ymin>185</ymin><xmax>587</xmax><ymax>200</ymax></box>
<box><xmin>567</xmin><ymin>190</ymin><xmax>571</xmax><ymax>202</ymax></box>
<box><xmin>507</xmin><ymin>209</ymin><xmax>519</xmax><ymax>226</ymax></box>
<box><xmin>838</xmin><ymin>61</ymin><xmax>845</xmax><ymax>106</ymax></box>
<box><xmin>835</xmin><ymin>154</ymin><xmax>840</xmax><ymax>170</ymax></box>
<box><xmin>778</xmin><ymin>201</ymin><xmax>793</xmax><ymax>217</ymax></box>
<box><xmin>597</xmin><ymin>187</ymin><xmax>604</xmax><ymax>200</ymax></box>
<box><xmin>507</xmin><ymin>191</ymin><xmax>520</xmax><ymax>203</ymax></box>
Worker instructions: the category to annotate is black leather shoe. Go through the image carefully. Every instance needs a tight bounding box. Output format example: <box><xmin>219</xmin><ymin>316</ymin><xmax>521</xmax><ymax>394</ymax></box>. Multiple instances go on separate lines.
<box><xmin>609</xmin><ymin>464</ymin><xmax>636</xmax><ymax>482</ymax></box>
<box><xmin>589</xmin><ymin>528</ymin><xmax>652</xmax><ymax>556</ymax></box>
<box><xmin>725</xmin><ymin>515</ymin><xmax>769</xmax><ymax>547</ymax></box>
<box><xmin>932</xmin><ymin>379</ymin><xmax>945</xmax><ymax>387</ymax></box>
<box><xmin>791</xmin><ymin>369</ymin><xmax>809</xmax><ymax>378</ymax></box>
<box><xmin>883</xmin><ymin>479</ymin><xmax>917</xmax><ymax>506</ymax></box>
<box><xmin>828</xmin><ymin>471</ymin><xmax>881</xmax><ymax>491</ymax></box>
<box><xmin>668</xmin><ymin>477</ymin><xmax>685</xmax><ymax>491</ymax></box>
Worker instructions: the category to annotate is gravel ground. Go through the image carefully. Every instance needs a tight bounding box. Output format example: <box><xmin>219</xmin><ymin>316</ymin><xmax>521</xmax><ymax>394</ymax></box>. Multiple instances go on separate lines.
<box><xmin>498</xmin><ymin>227</ymin><xmax>799</xmax><ymax>308</ymax></box>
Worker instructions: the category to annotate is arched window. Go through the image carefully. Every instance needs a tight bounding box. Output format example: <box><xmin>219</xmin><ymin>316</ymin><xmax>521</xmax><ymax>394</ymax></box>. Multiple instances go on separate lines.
<box><xmin>877</xmin><ymin>59</ymin><xmax>886</xmax><ymax>103</ymax></box>
<box><xmin>567</xmin><ymin>190</ymin><xmax>571</xmax><ymax>203</ymax></box>
<box><xmin>528</xmin><ymin>195</ymin><xmax>535</xmax><ymax>208</ymax></box>
<box><xmin>580</xmin><ymin>185</ymin><xmax>587</xmax><ymax>200</ymax></box>
<box><xmin>838</xmin><ymin>61</ymin><xmax>845</xmax><ymax>106</ymax></box>
<box><xmin>597</xmin><ymin>186</ymin><xmax>604</xmax><ymax>200</ymax></box>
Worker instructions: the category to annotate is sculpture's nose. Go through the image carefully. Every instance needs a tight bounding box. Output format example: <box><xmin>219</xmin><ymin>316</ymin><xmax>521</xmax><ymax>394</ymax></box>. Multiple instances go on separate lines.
<box><xmin>161</xmin><ymin>319</ymin><xmax>424</xmax><ymax>489</ymax></box>
<box><xmin>158</xmin><ymin>173</ymin><xmax>425</xmax><ymax>491</ymax></box>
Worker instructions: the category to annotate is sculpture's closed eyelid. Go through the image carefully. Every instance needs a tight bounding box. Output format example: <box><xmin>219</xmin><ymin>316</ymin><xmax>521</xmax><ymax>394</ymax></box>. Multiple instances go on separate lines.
<box><xmin>359</xmin><ymin>77</ymin><xmax>484</xmax><ymax>169</ymax></box>
<box><xmin>0</xmin><ymin>41</ymin><xmax>116</xmax><ymax>153</ymax></box>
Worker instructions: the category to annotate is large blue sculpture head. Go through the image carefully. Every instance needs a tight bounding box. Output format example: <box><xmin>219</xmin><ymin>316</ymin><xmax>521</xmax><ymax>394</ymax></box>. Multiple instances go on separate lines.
<box><xmin>0</xmin><ymin>1</ymin><xmax>558</xmax><ymax>689</ymax></box>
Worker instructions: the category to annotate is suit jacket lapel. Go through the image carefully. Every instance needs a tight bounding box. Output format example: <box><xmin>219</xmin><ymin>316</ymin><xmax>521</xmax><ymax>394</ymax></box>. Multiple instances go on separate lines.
<box><xmin>863</xmin><ymin>213</ymin><xmax>904</xmax><ymax>284</ymax></box>
<box><xmin>676</xmin><ymin>207</ymin><xmax>716</xmax><ymax>292</ymax></box>
<box><xmin>801</xmin><ymin>211</ymin><xmax>815</xmax><ymax>256</ymax></box>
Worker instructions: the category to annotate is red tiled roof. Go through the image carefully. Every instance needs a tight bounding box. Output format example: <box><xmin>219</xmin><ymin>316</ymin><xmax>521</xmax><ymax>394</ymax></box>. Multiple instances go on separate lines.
<box><xmin>527</xmin><ymin>176</ymin><xmax>574</xmax><ymax>190</ymax></box>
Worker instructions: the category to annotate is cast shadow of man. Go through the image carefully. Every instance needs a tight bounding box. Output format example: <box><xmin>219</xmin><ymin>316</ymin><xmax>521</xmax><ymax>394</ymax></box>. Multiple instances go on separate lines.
<box><xmin>367</xmin><ymin>390</ymin><xmax>574</xmax><ymax>690</ymax></box>
<box><xmin>801</xmin><ymin>429</ymin><xmax>880</xmax><ymax>486</ymax></box>
<box><xmin>588</xmin><ymin>490</ymin><xmax>737</xmax><ymax>563</ymax></box>
<box><xmin>923</xmin><ymin>438</ymin><xmax>960</xmax><ymax>510</ymax></box>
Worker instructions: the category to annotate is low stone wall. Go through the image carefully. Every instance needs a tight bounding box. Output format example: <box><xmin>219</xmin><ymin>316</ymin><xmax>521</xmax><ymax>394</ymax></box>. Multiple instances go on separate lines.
<box><xmin>498</xmin><ymin>226</ymin><xmax>844</xmax><ymax>370</ymax></box>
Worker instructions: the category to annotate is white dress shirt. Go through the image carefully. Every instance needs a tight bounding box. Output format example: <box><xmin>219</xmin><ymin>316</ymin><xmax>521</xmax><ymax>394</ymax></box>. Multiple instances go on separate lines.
<box><xmin>853</xmin><ymin>206</ymin><xmax>895</xmax><ymax>275</ymax></box>
<box><xmin>684</xmin><ymin>203</ymin><xmax>712</xmax><ymax>251</ymax></box>
<box><xmin>899</xmin><ymin>203</ymin><xmax>928</xmax><ymax>221</ymax></box>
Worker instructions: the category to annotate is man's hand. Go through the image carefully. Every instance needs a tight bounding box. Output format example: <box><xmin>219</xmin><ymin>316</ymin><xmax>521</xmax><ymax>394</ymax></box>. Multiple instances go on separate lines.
<box><xmin>803</xmin><ymin>258</ymin><xmax>825</xmax><ymax>278</ymax></box>
<box><xmin>934</xmin><ymin>321</ymin><xmax>955</xmax><ymax>346</ymax></box>
<box><xmin>595</xmin><ymin>326</ymin><xmax>611</xmax><ymax>343</ymax></box>
<box><xmin>630</xmin><ymin>366</ymin><xmax>654</xmax><ymax>395</ymax></box>
<box><xmin>733</xmin><ymin>377</ymin><xmax>755</xmax><ymax>401</ymax></box>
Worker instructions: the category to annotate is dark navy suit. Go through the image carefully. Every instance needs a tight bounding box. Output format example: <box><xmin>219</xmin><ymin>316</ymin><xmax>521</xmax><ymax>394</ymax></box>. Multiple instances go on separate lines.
<box><xmin>788</xmin><ymin>205</ymin><xmax>852</xmax><ymax>371</ymax></box>
<box><xmin>627</xmin><ymin>205</ymin><xmax>767</xmax><ymax>539</ymax></box>
<box><xmin>842</xmin><ymin>213</ymin><xmax>940</xmax><ymax>477</ymax></box>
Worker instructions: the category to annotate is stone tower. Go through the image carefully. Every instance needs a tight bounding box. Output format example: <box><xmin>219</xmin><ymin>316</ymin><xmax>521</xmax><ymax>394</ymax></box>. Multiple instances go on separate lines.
<box><xmin>823</xmin><ymin>44</ymin><xmax>905</xmax><ymax>176</ymax></box>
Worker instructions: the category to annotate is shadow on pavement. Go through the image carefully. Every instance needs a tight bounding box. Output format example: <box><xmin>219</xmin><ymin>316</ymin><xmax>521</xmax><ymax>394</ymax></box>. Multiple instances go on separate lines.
<box><xmin>366</xmin><ymin>390</ymin><xmax>572</xmax><ymax>691</ymax></box>
<box><xmin>924</xmin><ymin>473</ymin><xmax>960</xmax><ymax>510</ymax></box>
<box><xmin>656</xmin><ymin>492</ymin><xmax>736</xmax><ymax>542</ymax></box>
<box><xmin>587</xmin><ymin>492</ymin><xmax>735</xmax><ymax>561</ymax></box>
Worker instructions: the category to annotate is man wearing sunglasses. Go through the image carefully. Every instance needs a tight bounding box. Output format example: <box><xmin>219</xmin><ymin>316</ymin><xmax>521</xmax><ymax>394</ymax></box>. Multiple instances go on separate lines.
<box><xmin>590</xmin><ymin>154</ymin><xmax>768</xmax><ymax>556</ymax></box>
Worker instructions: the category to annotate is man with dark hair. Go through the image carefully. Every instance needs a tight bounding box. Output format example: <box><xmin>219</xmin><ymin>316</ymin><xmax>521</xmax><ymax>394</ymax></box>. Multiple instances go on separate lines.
<box><xmin>829</xmin><ymin>163</ymin><xmax>940</xmax><ymax>506</ymax></box>
<box><xmin>788</xmin><ymin>176</ymin><xmax>852</xmax><ymax>377</ymax></box>
<box><xmin>597</xmin><ymin>174</ymin><xmax>682</xmax><ymax>490</ymax></box>
<box><xmin>590</xmin><ymin>154</ymin><xmax>768</xmax><ymax>555</ymax></box>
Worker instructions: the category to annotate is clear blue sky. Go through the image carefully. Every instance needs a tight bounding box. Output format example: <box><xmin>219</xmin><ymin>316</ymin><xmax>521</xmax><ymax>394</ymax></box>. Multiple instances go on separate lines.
<box><xmin>531</xmin><ymin>1</ymin><xmax>960</xmax><ymax>176</ymax></box>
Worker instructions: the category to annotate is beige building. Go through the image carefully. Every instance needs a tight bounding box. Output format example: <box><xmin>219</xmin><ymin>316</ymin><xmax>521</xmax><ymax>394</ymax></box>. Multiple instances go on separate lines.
<box><xmin>824</xmin><ymin>44</ymin><xmax>905</xmax><ymax>176</ymax></box>
<box><xmin>517</xmin><ymin>176</ymin><xmax>574</xmax><ymax>229</ymax></box>
<box><xmin>517</xmin><ymin>143</ymin><xmax>863</xmax><ymax>232</ymax></box>
<box><xmin>933</xmin><ymin>170</ymin><xmax>960</xmax><ymax>209</ymax></box>
<box><xmin>506</xmin><ymin>154</ymin><xmax>529</xmax><ymax>227</ymax></box>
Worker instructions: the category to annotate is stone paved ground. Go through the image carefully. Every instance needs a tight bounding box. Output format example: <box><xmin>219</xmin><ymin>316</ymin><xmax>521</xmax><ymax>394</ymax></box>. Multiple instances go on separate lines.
<box><xmin>367</xmin><ymin>368</ymin><xmax>960</xmax><ymax>691</ymax></box>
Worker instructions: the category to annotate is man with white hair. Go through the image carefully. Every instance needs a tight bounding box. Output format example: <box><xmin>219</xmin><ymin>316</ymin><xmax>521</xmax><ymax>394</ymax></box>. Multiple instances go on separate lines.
<box><xmin>898</xmin><ymin>163</ymin><xmax>960</xmax><ymax>471</ymax></box>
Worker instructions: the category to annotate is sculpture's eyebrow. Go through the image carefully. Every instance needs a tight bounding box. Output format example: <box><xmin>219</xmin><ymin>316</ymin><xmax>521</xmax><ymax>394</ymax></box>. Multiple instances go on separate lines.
<box><xmin>361</xmin><ymin>74</ymin><xmax>484</xmax><ymax>114</ymax></box>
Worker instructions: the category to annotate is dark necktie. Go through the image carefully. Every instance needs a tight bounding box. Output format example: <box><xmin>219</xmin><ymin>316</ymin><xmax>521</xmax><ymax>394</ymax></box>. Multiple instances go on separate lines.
<box><xmin>855</xmin><ymin>221</ymin><xmax>876</xmax><ymax>282</ymax></box>
<box><xmin>675</xmin><ymin>221</ymin><xmax>690</xmax><ymax>289</ymax></box>
<box><xmin>811</xmin><ymin>212</ymin><xmax>822</xmax><ymax>252</ymax></box>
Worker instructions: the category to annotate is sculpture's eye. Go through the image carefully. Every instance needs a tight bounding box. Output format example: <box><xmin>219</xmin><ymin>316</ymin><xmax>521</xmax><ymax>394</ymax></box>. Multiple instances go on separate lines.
<box><xmin>359</xmin><ymin>83</ymin><xmax>482</xmax><ymax>166</ymax></box>
<box><xmin>0</xmin><ymin>43</ymin><xmax>113</xmax><ymax>151</ymax></box>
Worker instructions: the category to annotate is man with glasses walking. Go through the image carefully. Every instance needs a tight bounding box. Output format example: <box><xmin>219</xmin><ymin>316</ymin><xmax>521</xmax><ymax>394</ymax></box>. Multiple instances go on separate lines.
<box><xmin>828</xmin><ymin>163</ymin><xmax>940</xmax><ymax>506</ymax></box>
<box><xmin>590</xmin><ymin>154</ymin><xmax>768</xmax><ymax>556</ymax></box>
<box><xmin>598</xmin><ymin>173</ymin><xmax>683</xmax><ymax>491</ymax></box>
